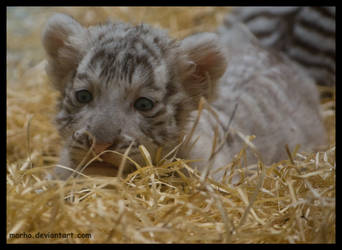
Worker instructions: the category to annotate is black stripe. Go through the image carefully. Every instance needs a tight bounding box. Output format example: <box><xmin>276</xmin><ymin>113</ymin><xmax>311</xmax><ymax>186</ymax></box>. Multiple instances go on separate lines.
<box><xmin>90</xmin><ymin>49</ymin><xmax>106</xmax><ymax>67</ymax></box>
<box><xmin>76</xmin><ymin>72</ymin><xmax>90</xmax><ymax>81</ymax></box>
<box><xmin>291</xmin><ymin>33</ymin><xmax>335</xmax><ymax>61</ymax></box>
<box><xmin>100</xmin><ymin>37</ymin><xmax>116</xmax><ymax>47</ymax></box>
<box><xmin>63</xmin><ymin>104</ymin><xmax>72</xmax><ymax>114</ymax></box>
<box><xmin>121</xmin><ymin>53</ymin><xmax>135</xmax><ymax>83</ymax></box>
<box><xmin>174</xmin><ymin>102</ymin><xmax>186</xmax><ymax>127</ymax></box>
<box><xmin>145</xmin><ymin>107</ymin><xmax>166</xmax><ymax>119</ymax></box>
<box><xmin>99</xmin><ymin>52</ymin><xmax>117</xmax><ymax>84</ymax></box>
<box><xmin>252</xmin><ymin>28</ymin><xmax>281</xmax><ymax>41</ymax></box>
<box><xmin>65</xmin><ymin>95</ymin><xmax>77</xmax><ymax>108</ymax></box>
<box><xmin>242</xmin><ymin>10</ymin><xmax>277</xmax><ymax>24</ymax></box>
<box><xmin>96</xmin><ymin>31</ymin><xmax>107</xmax><ymax>43</ymax></box>
<box><xmin>57</xmin><ymin>118</ymin><xmax>73</xmax><ymax>133</ymax></box>
<box><xmin>139</xmin><ymin>38</ymin><xmax>159</xmax><ymax>60</ymax></box>
<box><xmin>134</xmin><ymin>55</ymin><xmax>155</xmax><ymax>86</ymax></box>
<box><xmin>289</xmin><ymin>51</ymin><xmax>335</xmax><ymax>73</ymax></box>
<box><xmin>107</xmin><ymin>55</ymin><xmax>118</xmax><ymax>85</ymax></box>
<box><xmin>312</xmin><ymin>6</ymin><xmax>335</xmax><ymax>18</ymax></box>
<box><xmin>138</xmin><ymin>124</ymin><xmax>162</xmax><ymax>147</ymax></box>
<box><xmin>298</xmin><ymin>15</ymin><xmax>335</xmax><ymax>39</ymax></box>
<box><xmin>158</xmin><ymin>129</ymin><xmax>168</xmax><ymax>141</ymax></box>
<box><xmin>153</xmin><ymin>121</ymin><xmax>166</xmax><ymax>126</ymax></box>
<box><xmin>166</xmin><ymin>82</ymin><xmax>178</xmax><ymax>97</ymax></box>
<box><xmin>238</xmin><ymin>7</ymin><xmax>301</xmax><ymax>23</ymax></box>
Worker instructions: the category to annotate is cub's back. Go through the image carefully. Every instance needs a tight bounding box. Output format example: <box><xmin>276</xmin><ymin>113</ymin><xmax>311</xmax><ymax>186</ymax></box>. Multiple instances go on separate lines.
<box><xmin>211</xmin><ymin>22</ymin><xmax>326</xmax><ymax>164</ymax></box>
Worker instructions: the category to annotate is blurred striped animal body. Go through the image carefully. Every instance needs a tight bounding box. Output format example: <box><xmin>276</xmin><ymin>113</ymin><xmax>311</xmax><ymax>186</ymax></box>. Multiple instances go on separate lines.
<box><xmin>228</xmin><ymin>6</ymin><xmax>335</xmax><ymax>86</ymax></box>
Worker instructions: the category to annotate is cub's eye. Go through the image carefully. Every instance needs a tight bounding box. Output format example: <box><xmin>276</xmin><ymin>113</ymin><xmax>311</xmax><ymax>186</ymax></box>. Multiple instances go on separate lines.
<box><xmin>134</xmin><ymin>97</ymin><xmax>154</xmax><ymax>111</ymax></box>
<box><xmin>75</xmin><ymin>90</ymin><xmax>93</xmax><ymax>104</ymax></box>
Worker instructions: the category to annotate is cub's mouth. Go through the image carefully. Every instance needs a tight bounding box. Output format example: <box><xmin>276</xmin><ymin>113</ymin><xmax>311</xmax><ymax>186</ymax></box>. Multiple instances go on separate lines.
<box><xmin>81</xmin><ymin>161</ymin><xmax>119</xmax><ymax>177</ymax></box>
<box><xmin>80</xmin><ymin>143</ymin><xmax>139</xmax><ymax>177</ymax></box>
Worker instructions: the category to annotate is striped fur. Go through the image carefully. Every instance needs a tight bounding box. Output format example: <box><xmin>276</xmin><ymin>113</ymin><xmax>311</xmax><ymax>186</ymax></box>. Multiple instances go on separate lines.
<box><xmin>43</xmin><ymin>13</ymin><xmax>326</xmax><ymax>181</ymax></box>
<box><xmin>228</xmin><ymin>6</ymin><xmax>335</xmax><ymax>86</ymax></box>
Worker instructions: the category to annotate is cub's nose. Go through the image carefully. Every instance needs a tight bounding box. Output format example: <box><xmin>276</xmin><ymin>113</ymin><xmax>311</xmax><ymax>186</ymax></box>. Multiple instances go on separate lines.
<box><xmin>72</xmin><ymin>128</ymin><xmax>92</xmax><ymax>147</ymax></box>
<box><xmin>72</xmin><ymin>128</ymin><xmax>118</xmax><ymax>153</ymax></box>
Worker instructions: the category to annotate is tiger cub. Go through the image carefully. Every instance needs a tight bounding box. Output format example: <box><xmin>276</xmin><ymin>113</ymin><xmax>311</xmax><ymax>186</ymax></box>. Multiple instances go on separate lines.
<box><xmin>42</xmin><ymin>13</ymin><xmax>326</xmax><ymax>181</ymax></box>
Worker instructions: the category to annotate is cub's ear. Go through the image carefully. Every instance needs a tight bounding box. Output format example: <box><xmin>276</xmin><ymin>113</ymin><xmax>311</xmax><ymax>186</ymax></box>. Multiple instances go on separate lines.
<box><xmin>179</xmin><ymin>32</ymin><xmax>227</xmax><ymax>105</ymax></box>
<box><xmin>42</xmin><ymin>13</ymin><xmax>87</xmax><ymax>92</ymax></box>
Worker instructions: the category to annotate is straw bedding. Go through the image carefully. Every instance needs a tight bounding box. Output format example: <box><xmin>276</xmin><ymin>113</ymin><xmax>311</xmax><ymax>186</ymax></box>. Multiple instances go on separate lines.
<box><xmin>6</xmin><ymin>7</ymin><xmax>335</xmax><ymax>243</ymax></box>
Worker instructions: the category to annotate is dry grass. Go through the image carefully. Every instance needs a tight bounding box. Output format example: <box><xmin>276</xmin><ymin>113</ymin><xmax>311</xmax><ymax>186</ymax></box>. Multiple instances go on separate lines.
<box><xmin>7</xmin><ymin>7</ymin><xmax>335</xmax><ymax>243</ymax></box>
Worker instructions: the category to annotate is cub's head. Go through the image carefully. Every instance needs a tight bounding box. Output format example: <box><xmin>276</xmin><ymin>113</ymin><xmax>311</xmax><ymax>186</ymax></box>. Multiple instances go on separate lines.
<box><xmin>42</xmin><ymin>13</ymin><xmax>227</xmax><ymax>169</ymax></box>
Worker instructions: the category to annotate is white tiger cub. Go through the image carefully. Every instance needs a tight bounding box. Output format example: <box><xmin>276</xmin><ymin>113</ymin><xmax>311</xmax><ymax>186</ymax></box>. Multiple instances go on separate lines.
<box><xmin>42</xmin><ymin>13</ymin><xmax>326</xmax><ymax>181</ymax></box>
